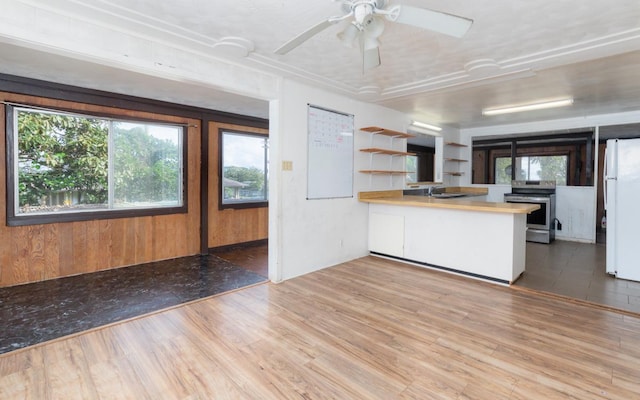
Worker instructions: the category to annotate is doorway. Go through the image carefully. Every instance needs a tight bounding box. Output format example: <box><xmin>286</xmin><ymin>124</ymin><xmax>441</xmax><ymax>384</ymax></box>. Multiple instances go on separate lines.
<box><xmin>207</xmin><ymin>121</ymin><xmax>269</xmax><ymax>276</ymax></box>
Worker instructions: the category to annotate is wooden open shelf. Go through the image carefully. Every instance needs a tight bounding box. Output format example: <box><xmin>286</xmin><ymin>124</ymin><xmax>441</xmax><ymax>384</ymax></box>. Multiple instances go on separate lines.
<box><xmin>445</xmin><ymin>142</ymin><xmax>468</xmax><ymax>147</ymax></box>
<box><xmin>445</xmin><ymin>158</ymin><xmax>468</xmax><ymax>162</ymax></box>
<box><xmin>360</xmin><ymin>126</ymin><xmax>415</xmax><ymax>139</ymax></box>
<box><xmin>444</xmin><ymin>172</ymin><xmax>465</xmax><ymax>176</ymax></box>
<box><xmin>360</xmin><ymin>147</ymin><xmax>415</xmax><ymax>156</ymax></box>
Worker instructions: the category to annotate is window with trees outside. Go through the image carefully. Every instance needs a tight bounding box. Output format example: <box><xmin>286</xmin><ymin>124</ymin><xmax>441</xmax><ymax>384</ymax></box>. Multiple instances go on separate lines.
<box><xmin>494</xmin><ymin>155</ymin><xmax>569</xmax><ymax>185</ymax></box>
<box><xmin>221</xmin><ymin>130</ymin><xmax>268</xmax><ymax>208</ymax></box>
<box><xmin>8</xmin><ymin>106</ymin><xmax>185</xmax><ymax>225</ymax></box>
<box><xmin>406</xmin><ymin>155</ymin><xmax>418</xmax><ymax>183</ymax></box>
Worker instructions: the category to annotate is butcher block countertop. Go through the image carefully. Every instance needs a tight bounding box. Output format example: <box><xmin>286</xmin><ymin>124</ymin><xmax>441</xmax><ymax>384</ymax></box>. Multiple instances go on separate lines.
<box><xmin>359</xmin><ymin>190</ymin><xmax>540</xmax><ymax>214</ymax></box>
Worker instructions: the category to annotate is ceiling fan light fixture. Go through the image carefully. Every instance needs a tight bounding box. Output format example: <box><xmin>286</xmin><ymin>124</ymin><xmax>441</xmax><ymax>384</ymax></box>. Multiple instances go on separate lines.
<box><xmin>410</xmin><ymin>120</ymin><xmax>442</xmax><ymax>132</ymax></box>
<box><xmin>274</xmin><ymin>0</ymin><xmax>473</xmax><ymax>70</ymax></box>
<box><xmin>354</xmin><ymin>3</ymin><xmax>374</xmax><ymax>25</ymax></box>
<box><xmin>362</xmin><ymin>36</ymin><xmax>380</xmax><ymax>51</ymax></box>
<box><xmin>482</xmin><ymin>98</ymin><xmax>574</xmax><ymax>116</ymax></box>
<box><xmin>338</xmin><ymin>23</ymin><xmax>359</xmax><ymax>47</ymax></box>
<box><xmin>366</xmin><ymin>16</ymin><xmax>385</xmax><ymax>38</ymax></box>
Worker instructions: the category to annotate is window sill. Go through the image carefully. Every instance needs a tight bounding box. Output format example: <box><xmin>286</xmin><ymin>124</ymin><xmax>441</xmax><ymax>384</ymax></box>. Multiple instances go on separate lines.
<box><xmin>219</xmin><ymin>201</ymin><xmax>268</xmax><ymax>211</ymax></box>
<box><xmin>7</xmin><ymin>206</ymin><xmax>187</xmax><ymax>227</ymax></box>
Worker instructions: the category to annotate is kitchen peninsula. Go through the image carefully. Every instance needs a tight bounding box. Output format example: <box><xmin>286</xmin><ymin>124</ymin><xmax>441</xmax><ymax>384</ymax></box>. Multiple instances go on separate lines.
<box><xmin>359</xmin><ymin>190</ymin><xmax>540</xmax><ymax>284</ymax></box>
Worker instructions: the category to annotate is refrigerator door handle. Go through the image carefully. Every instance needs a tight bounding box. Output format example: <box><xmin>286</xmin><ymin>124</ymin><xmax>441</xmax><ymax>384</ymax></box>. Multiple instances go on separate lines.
<box><xmin>604</xmin><ymin>147</ymin><xmax>608</xmax><ymax>210</ymax></box>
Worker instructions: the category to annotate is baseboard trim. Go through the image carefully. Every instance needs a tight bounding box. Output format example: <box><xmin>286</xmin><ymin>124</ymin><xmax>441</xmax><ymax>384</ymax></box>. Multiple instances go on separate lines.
<box><xmin>209</xmin><ymin>239</ymin><xmax>268</xmax><ymax>253</ymax></box>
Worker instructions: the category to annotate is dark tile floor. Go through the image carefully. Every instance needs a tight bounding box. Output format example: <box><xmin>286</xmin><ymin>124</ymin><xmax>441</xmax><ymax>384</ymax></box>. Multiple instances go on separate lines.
<box><xmin>515</xmin><ymin>240</ymin><xmax>640</xmax><ymax>314</ymax></box>
<box><xmin>211</xmin><ymin>242</ymin><xmax>268</xmax><ymax>277</ymax></box>
<box><xmin>0</xmin><ymin>254</ymin><xmax>267</xmax><ymax>354</ymax></box>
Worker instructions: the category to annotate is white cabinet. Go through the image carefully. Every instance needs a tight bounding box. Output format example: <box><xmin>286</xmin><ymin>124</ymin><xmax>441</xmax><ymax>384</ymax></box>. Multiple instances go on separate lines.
<box><xmin>369</xmin><ymin>212</ymin><xmax>404</xmax><ymax>257</ymax></box>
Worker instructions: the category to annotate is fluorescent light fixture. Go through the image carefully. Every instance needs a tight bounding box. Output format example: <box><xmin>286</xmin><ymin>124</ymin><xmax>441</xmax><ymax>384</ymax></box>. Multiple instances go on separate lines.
<box><xmin>410</xmin><ymin>120</ymin><xmax>442</xmax><ymax>132</ymax></box>
<box><xmin>482</xmin><ymin>98</ymin><xmax>574</xmax><ymax>116</ymax></box>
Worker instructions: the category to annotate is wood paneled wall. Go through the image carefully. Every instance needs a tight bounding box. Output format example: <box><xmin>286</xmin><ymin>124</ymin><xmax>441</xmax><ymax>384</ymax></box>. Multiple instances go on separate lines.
<box><xmin>208</xmin><ymin>122</ymin><xmax>268</xmax><ymax>248</ymax></box>
<box><xmin>0</xmin><ymin>93</ymin><xmax>201</xmax><ymax>287</ymax></box>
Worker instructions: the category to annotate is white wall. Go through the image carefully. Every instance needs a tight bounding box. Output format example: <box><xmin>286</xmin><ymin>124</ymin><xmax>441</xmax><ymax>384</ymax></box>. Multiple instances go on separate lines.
<box><xmin>270</xmin><ymin>79</ymin><xmax>410</xmax><ymax>281</ymax></box>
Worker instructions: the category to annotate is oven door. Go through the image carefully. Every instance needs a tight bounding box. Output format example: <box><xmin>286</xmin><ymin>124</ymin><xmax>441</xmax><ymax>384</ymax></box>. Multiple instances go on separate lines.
<box><xmin>504</xmin><ymin>195</ymin><xmax>551</xmax><ymax>230</ymax></box>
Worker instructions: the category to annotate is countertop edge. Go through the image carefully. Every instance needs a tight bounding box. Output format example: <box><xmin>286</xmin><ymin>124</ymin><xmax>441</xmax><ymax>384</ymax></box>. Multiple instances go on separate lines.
<box><xmin>359</xmin><ymin>194</ymin><xmax>540</xmax><ymax>214</ymax></box>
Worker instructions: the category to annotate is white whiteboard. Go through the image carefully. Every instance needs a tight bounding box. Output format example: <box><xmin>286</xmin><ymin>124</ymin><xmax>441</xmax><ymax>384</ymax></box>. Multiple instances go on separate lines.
<box><xmin>307</xmin><ymin>105</ymin><xmax>354</xmax><ymax>199</ymax></box>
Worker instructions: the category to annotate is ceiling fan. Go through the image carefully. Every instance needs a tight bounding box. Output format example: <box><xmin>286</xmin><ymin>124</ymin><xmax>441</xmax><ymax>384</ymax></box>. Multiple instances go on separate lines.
<box><xmin>274</xmin><ymin>0</ymin><xmax>473</xmax><ymax>70</ymax></box>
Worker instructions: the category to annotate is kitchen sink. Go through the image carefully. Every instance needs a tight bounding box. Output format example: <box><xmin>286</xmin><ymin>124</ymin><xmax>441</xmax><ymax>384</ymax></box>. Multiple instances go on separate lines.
<box><xmin>430</xmin><ymin>193</ymin><xmax>467</xmax><ymax>198</ymax></box>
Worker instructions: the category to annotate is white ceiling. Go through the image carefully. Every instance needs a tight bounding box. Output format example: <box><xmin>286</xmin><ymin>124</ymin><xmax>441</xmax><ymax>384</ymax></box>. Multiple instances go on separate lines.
<box><xmin>1</xmin><ymin>0</ymin><xmax>640</xmax><ymax>129</ymax></box>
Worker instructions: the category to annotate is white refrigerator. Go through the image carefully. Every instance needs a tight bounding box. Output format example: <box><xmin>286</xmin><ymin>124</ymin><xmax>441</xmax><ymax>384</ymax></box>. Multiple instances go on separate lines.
<box><xmin>605</xmin><ymin>138</ymin><xmax>640</xmax><ymax>281</ymax></box>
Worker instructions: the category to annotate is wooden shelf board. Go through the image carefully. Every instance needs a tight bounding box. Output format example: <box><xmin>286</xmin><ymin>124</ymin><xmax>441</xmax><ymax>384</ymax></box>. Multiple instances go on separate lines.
<box><xmin>444</xmin><ymin>172</ymin><xmax>465</xmax><ymax>176</ymax></box>
<box><xmin>445</xmin><ymin>158</ymin><xmax>468</xmax><ymax>162</ymax></box>
<box><xmin>445</xmin><ymin>142</ymin><xmax>468</xmax><ymax>147</ymax></box>
<box><xmin>360</xmin><ymin>147</ymin><xmax>415</xmax><ymax>156</ymax></box>
<box><xmin>360</xmin><ymin>126</ymin><xmax>415</xmax><ymax>139</ymax></box>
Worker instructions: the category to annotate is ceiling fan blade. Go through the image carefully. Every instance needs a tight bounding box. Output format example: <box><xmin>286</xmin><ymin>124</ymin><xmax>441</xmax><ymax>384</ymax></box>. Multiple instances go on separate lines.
<box><xmin>390</xmin><ymin>5</ymin><xmax>473</xmax><ymax>38</ymax></box>
<box><xmin>274</xmin><ymin>19</ymin><xmax>336</xmax><ymax>55</ymax></box>
<box><xmin>363</xmin><ymin>46</ymin><xmax>381</xmax><ymax>70</ymax></box>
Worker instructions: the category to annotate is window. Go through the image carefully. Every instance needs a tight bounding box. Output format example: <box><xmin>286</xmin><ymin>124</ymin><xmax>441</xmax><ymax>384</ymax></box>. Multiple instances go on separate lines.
<box><xmin>494</xmin><ymin>155</ymin><xmax>568</xmax><ymax>185</ymax></box>
<box><xmin>472</xmin><ymin>130</ymin><xmax>594</xmax><ymax>186</ymax></box>
<box><xmin>406</xmin><ymin>155</ymin><xmax>418</xmax><ymax>183</ymax></box>
<box><xmin>220</xmin><ymin>130</ymin><xmax>268</xmax><ymax>208</ymax></box>
<box><xmin>7</xmin><ymin>106</ymin><xmax>186</xmax><ymax>225</ymax></box>
<box><xmin>406</xmin><ymin>144</ymin><xmax>436</xmax><ymax>183</ymax></box>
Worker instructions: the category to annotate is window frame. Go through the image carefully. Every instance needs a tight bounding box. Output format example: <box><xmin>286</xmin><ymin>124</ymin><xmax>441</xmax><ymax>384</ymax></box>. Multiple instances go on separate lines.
<box><xmin>218</xmin><ymin>128</ymin><xmax>268</xmax><ymax>210</ymax></box>
<box><xmin>405</xmin><ymin>154</ymin><xmax>418</xmax><ymax>183</ymax></box>
<box><xmin>493</xmin><ymin>153</ymin><xmax>570</xmax><ymax>185</ymax></box>
<box><xmin>5</xmin><ymin>104</ymin><xmax>189</xmax><ymax>226</ymax></box>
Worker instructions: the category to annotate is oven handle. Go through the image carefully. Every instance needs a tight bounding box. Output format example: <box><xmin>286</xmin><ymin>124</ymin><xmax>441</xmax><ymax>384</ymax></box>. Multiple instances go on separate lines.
<box><xmin>505</xmin><ymin>196</ymin><xmax>550</xmax><ymax>203</ymax></box>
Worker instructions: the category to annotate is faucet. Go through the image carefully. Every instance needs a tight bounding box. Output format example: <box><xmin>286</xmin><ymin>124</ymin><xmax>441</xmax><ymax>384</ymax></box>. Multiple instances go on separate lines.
<box><xmin>427</xmin><ymin>186</ymin><xmax>444</xmax><ymax>196</ymax></box>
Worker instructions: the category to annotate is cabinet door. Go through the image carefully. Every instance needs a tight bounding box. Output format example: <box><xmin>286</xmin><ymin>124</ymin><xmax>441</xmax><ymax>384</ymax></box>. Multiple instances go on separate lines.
<box><xmin>369</xmin><ymin>212</ymin><xmax>404</xmax><ymax>257</ymax></box>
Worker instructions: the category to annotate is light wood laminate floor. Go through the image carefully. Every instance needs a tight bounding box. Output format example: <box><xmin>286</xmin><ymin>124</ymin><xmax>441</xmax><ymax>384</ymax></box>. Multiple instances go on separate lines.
<box><xmin>516</xmin><ymin>241</ymin><xmax>640</xmax><ymax>314</ymax></box>
<box><xmin>2</xmin><ymin>256</ymin><xmax>640</xmax><ymax>399</ymax></box>
<box><xmin>216</xmin><ymin>240</ymin><xmax>640</xmax><ymax>315</ymax></box>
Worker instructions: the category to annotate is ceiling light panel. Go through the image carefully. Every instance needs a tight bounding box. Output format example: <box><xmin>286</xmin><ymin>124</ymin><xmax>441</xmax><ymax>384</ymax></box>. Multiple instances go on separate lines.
<box><xmin>410</xmin><ymin>120</ymin><xmax>442</xmax><ymax>131</ymax></box>
<box><xmin>482</xmin><ymin>98</ymin><xmax>574</xmax><ymax>116</ymax></box>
